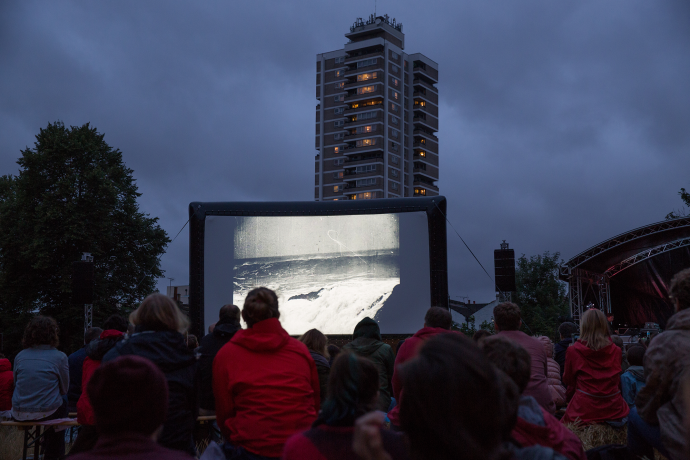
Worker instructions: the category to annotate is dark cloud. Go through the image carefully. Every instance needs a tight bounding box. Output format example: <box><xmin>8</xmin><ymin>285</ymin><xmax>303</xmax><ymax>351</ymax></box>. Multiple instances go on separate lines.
<box><xmin>1</xmin><ymin>0</ymin><xmax>688</xmax><ymax>305</ymax></box>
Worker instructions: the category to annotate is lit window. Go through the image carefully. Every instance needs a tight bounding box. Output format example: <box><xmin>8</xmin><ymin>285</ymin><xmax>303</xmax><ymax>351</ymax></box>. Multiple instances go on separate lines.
<box><xmin>335</xmin><ymin>70</ymin><xmax>342</xmax><ymax>78</ymax></box>
<box><xmin>420</xmin><ymin>138</ymin><xmax>426</xmax><ymax>144</ymax></box>
<box><xmin>357</xmin><ymin>192</ymin><xmax>373</xmax><ymax>199</ymax></box>
<box><xmin>335</xmin><ymin>82</ymin><xmax>344</xmax><ymax>89</ymax></box>
<box><xmin>357</xmin><ymin>86</ymin><xmax>376</xmax><ymax>95</ymax></box>
<box><xmin>391</xmin><ymin>103</ymin><xmax>399</xmax><ymax>113</ymax></box>
<box><xmin>334</xmin><ymin>185</ymin><xmax>340</xmax><ymax>192</ymax></box>
<box><xmin>333</xmin><ymin>172</ymin><xmax>343</xmax><ymax>179</ymax></box>
<box><xmin>414</xmin><ymin>188</ymin><xmax>426</xmax><ymax>196</ymax></box>
<box><xmin>356</xmin><ymin>138</ymin><xmax>376</xmax><ymax>147</ymax></box>
<box><xmin>414</xmin><ymin>100</ymin><xmax>426</xmax><ymax>107</ymax></box>
<box><xmin>334</xmin><ymin>146</ymin><xmax>340</xmax><ymax>154</ymax></box>
<box><xmin>357</xmin><ymin>72</ymin><xmax>377</xmax><ymax>82</ymax></box>
<box><xmin>391</xmin><ymin>77</ymin><xmax>399</xmax><ymax>87</ymax></box>
<box><xmin>356</xmin><ymin>125</ymin><xmax>374</xmax><ymax>134</ymax></box>
<box><xmin>418</xmin><ymin>150</ymin><xmax>426</xmax><ymax>157</ymax></box>
<box><xmin>392</xmin><ymin>91</ymin><xmax>399</xmax><ymax>100</ymax></box>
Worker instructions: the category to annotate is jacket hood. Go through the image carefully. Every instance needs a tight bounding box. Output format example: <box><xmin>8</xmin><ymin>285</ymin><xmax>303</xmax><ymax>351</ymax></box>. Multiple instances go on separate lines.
<box><xmin>413</xmin><ymin>326</ymin><xmax>450</xmax><ymax>340</ymax></box>
<box><xmin>627</xmin><ymin>365</ymin><xmax>645</xmax><ymax>381</ymax></box>
<box><xmin>346</xmin><ymin>336</ymin><xmax>386</xmax><ymax>355</ymax></box>
<box><xmin>666</xmin><ymin>308</ymin><xmax>690</xmax><ymax>331</ymax></box>
<box><xmin>571</xmin><ymin>340</ymin><xmax>620</xmax><ymax>370</ymax></box>
<box><xmin>213</xmin><ymin>319</ymin><xmax>241</xmax><ymax>339</ymax></box>
<box><xmin>116</xmin><ymin>330</ymin><xmax>195</xmax><ymax>373</ymax></box>
<box><xmin>537</xmin><ymin>336</ymin><xmax>554</xmax><ymax>359</ymax></box>
<box><xmin>231</xmin><ymin>318</ymin><xmax>289</xmax><ymax>352</ymax></box>
<box><xmin>352</xmin><ymin>317</ymin><xmax>381</xmax><ymax>341</ymax></box>
<box><xmin>86</xmin><ymin>330</ymin><xmax>125</xmax><ymax>361</ymax></box>
<box><xmin>310</xmin><ymin>350</ymin><xmax>330</xmax><ymax>369</ymax></box>
<box><xmin>0</xmin><ymin>358</ymin><xmax>10</xmax><ymax>372</ymax></box>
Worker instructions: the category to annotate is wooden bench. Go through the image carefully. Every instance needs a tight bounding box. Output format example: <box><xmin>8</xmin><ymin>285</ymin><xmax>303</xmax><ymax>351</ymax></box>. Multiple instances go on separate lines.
<box><xmin>1</xmin><ymin>416</ymin><xmax>217</xmax><ymax>460</ymax></box>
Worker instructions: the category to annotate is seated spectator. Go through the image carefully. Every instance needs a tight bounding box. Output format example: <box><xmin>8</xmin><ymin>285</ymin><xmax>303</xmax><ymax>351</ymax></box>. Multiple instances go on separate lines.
<box><xmin>0</xmin><ymin>353</ymin><xmax>14</xmax><ymax>414</ymax></box>
<box><xmin>213</xmin><ymin>287</ymin><xmax>319</xmax><ymax>460</ymax></box>
<box><xmin>67</xmin><ymin>327</ymin><xmax>102</xmax><ymax>412</ymax></box>
<box><xmin>71</xmin><ymin>315</ymin><xmax>129</xmax><ymax>454</ymax></box>
<box><xmin>11</xmin><ymin>316</ymin><xmax>69</xmax><ymax>460</ymax></box>
<box><xmin>186</xmin><ymin>334</ymin><xmax>198</xmax><ymax>351</ymax></box>
<box><xmin>343</xmin><ymin>317</ymin><xmax>394</xmax><ymax>411</ymax></box>
<box><xmin>482</xmin><ymin>335</ymin><xmax>586</xmax><ymax>460</ymax></box>
<box><xmin>554</xmin><ymin>322</ymin><xmax>578</xmax><ymax>380</ymax></box>
<box><xmin>494</xmin><ymin>302</ymin><xmax>555</xmax><ymax>413</ymax></box>
<box><xmin>283</xmin><ymin>353</ymin><xmax>409</xmax><ymax>460</ymax></box>
<box><xmin>68</xmin><ymin>355</ymin><xmax>193</xmax><ymax>460</ymax></box>
<box><xmin>610</xmin><ymin>335</ymin><xmax>629</xmax><ymax>372</ymax></box>
<box><xmin>197</xmin><ymin>304</ymin><xmax>241</xmax><ymax>415</ymax></box>
<box><xmin>537</xmin><ymin>335</ymin><xmax>566</xmax><ymax>408</ymax></box>
<box><xmin>102</xmin><ymin>294</ymin><xmax>197</xmax><ymax>455</ymax></box>
<box><xmin>299</xmin><ymin>329</ymin><xmax>331</xmax><ymax>406</ymax></box>
<box><xmin>620</xmin><ymin>344</ymin><xmax>645</xmax><ymax>407</ymax></box>
<box><xmin>388</xmin><ymin>307</ymin><xmax>452</xmax><ymax>429</ymax></box>
<box><xmin>353</xmin><ymin>333</ymin><xmax>567</xmax><ymax>460</ymax></box>
<box><xmin>561</xmin><ymin>309</ymin><xmax>629</xmax><ymax>425</ymax></box>
<box><xmin>629</xmin><ymin>268</ymin><xmax>690</xmax><ymax>460</ymax></box>
<box><xmin>472</xmin><ymin>329</ymin><xmax>492</xmax><ymax>342</ymax></box>
<box><xmin>327</xmin><ymin>344</ymin><xmax>341</xmax><ymax>366</ymax></box>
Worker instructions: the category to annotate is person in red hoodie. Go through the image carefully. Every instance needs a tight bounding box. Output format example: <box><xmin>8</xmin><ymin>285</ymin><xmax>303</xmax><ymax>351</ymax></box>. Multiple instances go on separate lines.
<box><xmin>213</xmin><ymin>287</ymin><xmax>320</xmax><ymax>460</ymax></box>
<box><xmin>0</xmin><ymin>353</ymin><xmax>14</xmax><ymax>414</ymax></box>
<box><xmin>387</xmin><ymin>307</ymin><xmax>452</xmax><ymax>430</ymax></box>
<box><xmin>561</xmin><ymin>308</ymin><xmax>629</xmax><ymax>425</ymax></box>
<box><xmin>481</xmin><ymin>335</ymin><xmax>586</xmax><ymax>460</ymax></box>
<box><xmin>71</xmin><ymin>315</ymin><xmax>128</xmax><ymax>454</ymax></box>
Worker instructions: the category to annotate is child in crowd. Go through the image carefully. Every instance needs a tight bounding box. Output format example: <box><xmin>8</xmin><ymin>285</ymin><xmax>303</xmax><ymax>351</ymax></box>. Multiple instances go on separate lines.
<box><xmin>482</xmin><ymin>335</ymin><xmax>586</xmax><ymax>460</ymax></box>
<box><xmin>620</xmin><ymin>344</ymin><xmax>646</xmax><ymax>407</ymax></box>
<box><xmin>537</xmin><ymin>335</ymin><xmax>566</xmax><ymax>408</ymax></box>
<box><xmin>283</xmin><ymin>353</ymin><xmax>408</xmax><ymax>460</ymax></box>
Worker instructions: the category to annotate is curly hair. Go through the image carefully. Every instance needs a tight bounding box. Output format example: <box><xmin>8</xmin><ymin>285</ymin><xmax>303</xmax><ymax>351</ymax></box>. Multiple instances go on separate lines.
<box><xmin>22</xmin><ymin>316</ymin><xmax>60</xmax><ymax>348</ymax></box>
<box><xmin>669</xmin><ymin>267</ymin><xmax>690</xmax><ymax>311</ymax></box>
<box><xmin>493</xmin><ymin>302</ymin><xmax>521</xmax><ymax>331</ymax></box>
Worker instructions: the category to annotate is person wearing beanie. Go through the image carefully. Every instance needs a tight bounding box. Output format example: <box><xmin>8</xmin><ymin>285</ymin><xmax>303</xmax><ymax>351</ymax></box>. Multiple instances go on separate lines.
<box><xmin>343</xmin><ymin>317</ymin><xmax>395</xmax><ymax>411</ymax></box>
<box><xmin>68</xmin><ymin>355</ymin><xmax>193</xmax><ymax>460</ymax></box>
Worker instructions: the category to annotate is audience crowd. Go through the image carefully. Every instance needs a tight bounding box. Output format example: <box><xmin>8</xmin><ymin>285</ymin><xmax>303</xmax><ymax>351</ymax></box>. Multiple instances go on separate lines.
<box><xmin>1</xmin><ymin>268</ymin><xmax>689</xmax><ymax>460</ymax></box>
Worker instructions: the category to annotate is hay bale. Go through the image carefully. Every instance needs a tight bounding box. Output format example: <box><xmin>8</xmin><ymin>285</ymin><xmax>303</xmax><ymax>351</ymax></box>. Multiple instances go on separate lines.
<box><xmin>563</xmin><ymin>420</ymin><xmax>627</xmax><ymax>451</ymax></box>
<box><xmin>0</xmin><ymin>425</ymin><xmax>25</xmax><ymax>460</ymax></box>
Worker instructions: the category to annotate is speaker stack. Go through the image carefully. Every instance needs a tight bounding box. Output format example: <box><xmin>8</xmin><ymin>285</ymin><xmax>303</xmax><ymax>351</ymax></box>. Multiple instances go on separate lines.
<box><xmin>494</xmin><ymin>241</ymin><xmax>516</xmax><ymax>294</ymax></box>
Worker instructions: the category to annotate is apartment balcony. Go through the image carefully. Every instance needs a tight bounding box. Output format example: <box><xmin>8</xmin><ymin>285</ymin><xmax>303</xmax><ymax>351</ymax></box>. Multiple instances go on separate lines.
<box><xmin>343</xmin><ymin>182</ymin><xmax>383</xmax><ymax>192</ymax></box>
<box><xmin>344</xmin><ymin>154</ymin><xmax>384</xmax><ymax>166</ymax></box>
<box><xmin>413</xmin><ymin>64</ymin><xmax>439</xmax><ymax>83</ymax></box>
<box><xmin>413</xmin><ymin>179</ymin><xmax>439</xmax><ymax>191</ymax></box>
<box><xmin>344</xmin><ymin>63</ymin><xmax>383</xmax><ymax>77</ymax></box>
<box><xmin>344</xmin><ymin>74</ymin><xmax>383</xmax><ymax>89</ymax></box>
<box><xmin>413</xmin><ymin>152</ymin><xmax>439</xmax><ymax>166</ymax></box>
<box><xmin>345</xmin><ymin>113</ymin><xmax>384</xmax><ymax>126</ymax></box>
<box><xmin>344</xmin><ymin>49</ymin><xmax>384</xmax><ymax>64</ymax></box>
<box><xmin>345</xmin><ymin>130</ymin><xmax>382</xmax><ymax>142</ymax></box>
<box><xmin>344</xmin><ymin>103</ymin><xmax>384</xmax><ymax>116</ymax></box>
<box><xmin>412</xmin><ymin>79</ymin><xmax>438</xmax><ymax>94</ymax></box>
<box><xmin>345</xmin><ymin>87</ymin><xmax>384</xmax><ymax>103</ymax></box>
<box><xmin>413</xmin><ymin>116</ymin><xmax>439</xmax><ymax>132</ymax></box>
<box><xmin>341</xmin><ymin>143</ymin><xmax>384</xmax><ymax>156</ymax></box>
<box><xmin>344</xmin><ymin>167</ymin><xmax>383</xmax><ymax>177</ymax></box>
<box><xmin>413</xmin><ymin>128</ymin><xmax>438</xmax><ymax>142</ymax></box>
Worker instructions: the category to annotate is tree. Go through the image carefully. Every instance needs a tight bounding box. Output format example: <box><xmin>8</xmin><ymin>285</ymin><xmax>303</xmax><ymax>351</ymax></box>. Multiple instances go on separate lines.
<box><xmin>0</xmin><ymin>122</ymin><xmax>169</xmax><ymax>358</ymax></box>
<box><xmin>666</xmin><ymin>186</ymin><xmax>690</xmax><ymax>219</ymax></box>
<box><xmin>453</xmin><ymin>315</ymin><xmax>495</xmax><ymax>337</ymax></box>
<box><xmin>513</xmin><ymin>251</ymin><xmax>569</xmax><ymax>340</ymax></box>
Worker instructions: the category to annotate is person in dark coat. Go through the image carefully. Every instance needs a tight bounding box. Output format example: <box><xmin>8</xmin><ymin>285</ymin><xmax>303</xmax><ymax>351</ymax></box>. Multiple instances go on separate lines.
<box><xmin>102</xmin><ymin>294</ymin><xmax>197</xmax><ymax>456</ymax></box>
<box><xmin>197</xmin><ymin>304</ymin><xmax>241</xmax><ymax>414</ymax></box>
<box><xmin>554</xmin><ymin>322</ymin><xmax>578</xmax><ymax>381</ymax></box>
<box><xmin>343</xmin><ymin>317</ymin><xmax>394</xmax><ymax>411</ymax></box>
<box><xmin>67</xmin><ymin>327</ymin><xmax>102</xmax><ymax>412</ymax></box>
<box><xmin>68</xmin><ymin>355</ymin><xmax>193</xmax><ymax>460</ymax></box>
<box><xmin>299</xmin><ymin>329</ymin><xmax>331</xmax><ymax>406</ymax></box>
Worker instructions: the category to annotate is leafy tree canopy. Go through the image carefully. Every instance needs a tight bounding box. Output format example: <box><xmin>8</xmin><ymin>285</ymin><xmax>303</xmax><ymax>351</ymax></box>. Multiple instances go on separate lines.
<box><xmin>513</xmin><ymin>251</ymin><xmax>569</xmax><ymax>340</ymax></box>
<box><xmin>0</xmin><ymin>122</ymin><xmax>169</xmax><ymax>358</ymax></box>
<box><xmin>666</xmin><ymin>186</ymin><xmax>689</xmax><ymax>219</ymax></box>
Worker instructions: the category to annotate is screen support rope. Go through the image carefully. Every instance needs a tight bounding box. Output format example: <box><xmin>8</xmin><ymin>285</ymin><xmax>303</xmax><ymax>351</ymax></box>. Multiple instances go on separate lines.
<box><xmin>134</xmin><ymin>217</ymin><xmax>190</xmax><ymax>290</ymax></box>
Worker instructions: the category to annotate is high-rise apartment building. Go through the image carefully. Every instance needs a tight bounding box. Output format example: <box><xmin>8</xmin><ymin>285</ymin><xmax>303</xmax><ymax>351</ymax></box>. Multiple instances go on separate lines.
<box><xmin>315</xmin><ymin>15</ymin><xmax>439</xmax><ymax>201</ymax></box>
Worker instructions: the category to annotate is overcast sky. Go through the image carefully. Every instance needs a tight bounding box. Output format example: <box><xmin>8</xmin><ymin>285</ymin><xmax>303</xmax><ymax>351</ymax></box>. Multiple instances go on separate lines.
<box><xmin>1</xmin><ymin>0</ymin><xmax>689</xmax><ymax>305</ymax></box>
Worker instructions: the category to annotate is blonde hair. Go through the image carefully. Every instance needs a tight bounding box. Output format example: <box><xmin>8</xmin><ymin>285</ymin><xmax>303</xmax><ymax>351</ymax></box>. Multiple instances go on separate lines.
<box><xmin>130</xmin><ymin>293</ymin><xmax>190</xmax><ymax>333</ymax></box>
<box><xmin>579</xmin><ymin>309</ymin><xmax>610</xmax><ymax>351</ymax></box>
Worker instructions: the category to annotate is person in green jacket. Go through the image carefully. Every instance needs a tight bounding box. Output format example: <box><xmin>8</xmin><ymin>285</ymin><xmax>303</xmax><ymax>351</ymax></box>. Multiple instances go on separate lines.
<box><xmin>343</xmin><ymin>317</ymin><xmax>394</xmax><ymax>411</ymax></box>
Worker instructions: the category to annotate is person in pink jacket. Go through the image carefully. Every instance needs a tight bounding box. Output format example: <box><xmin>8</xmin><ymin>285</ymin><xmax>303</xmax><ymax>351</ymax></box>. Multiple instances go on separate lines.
<box><xmin>538</xmin><ymin>335</ymin><xmax>566</xmax><ymax>408</ymax></box>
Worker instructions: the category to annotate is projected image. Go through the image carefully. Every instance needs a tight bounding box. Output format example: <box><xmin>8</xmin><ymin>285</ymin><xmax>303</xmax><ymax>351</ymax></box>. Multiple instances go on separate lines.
<box><xmin>233</xmin><ymin>214</ymin><xmax>399</xmax><ymax>334</ymax></box>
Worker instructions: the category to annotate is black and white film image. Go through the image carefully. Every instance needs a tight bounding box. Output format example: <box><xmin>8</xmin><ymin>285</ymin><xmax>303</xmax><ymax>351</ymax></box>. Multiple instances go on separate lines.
<box><xmin>233</xmin><ymin>214</ymin><xmax>399</xmax><ymax>334</ymax></box>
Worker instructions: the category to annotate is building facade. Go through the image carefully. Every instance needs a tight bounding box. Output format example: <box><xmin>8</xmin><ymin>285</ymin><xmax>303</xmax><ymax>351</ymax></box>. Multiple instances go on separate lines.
<box><xmin>315</xmin><ymin>15</ymin><xmax>439</xmax><ymax>201</ymax></box>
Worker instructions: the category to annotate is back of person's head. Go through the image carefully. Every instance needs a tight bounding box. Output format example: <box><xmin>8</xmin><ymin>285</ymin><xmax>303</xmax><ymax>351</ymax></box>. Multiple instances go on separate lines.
<box><xmin>129</xmin><ymin>293</ymin><xmax>189</xmax><ymax>333</ymax></box>
<box><xmin>327</xmin><ymin>344</ymin><xmax>341</xmax><ymax>361</ymax></box>
<box><xmin>186</xmin><ymin>334</ymin><xmax>198</xmax><ymax>350</ymax></box>
<box><xmin>472</xmin><ymin>330</ymin><xmax>492</xmax><ymax>342</ymax></box>
<box><xmin>102</xmin><ymin>314</ymin><xmax>129</xmax><ymax>333</ymax></box>
<box><xmin>669</xmin><ymin>267</ymin><xmax>690</xmax><ymax>311</ymax></box>
<box><xmin>610</xmin><ymin>335</ymin><xmax>623</xmax><ymax>349</ymax></box>
<box><xmin>242</xmin><ymin>287</ymin><xmax>279</xmax><ymax>328</ymax></box>
<box><xmin>493</xmin><ymin>302</ymin><xmax>521</xmax><ymax>331</ymax></box>
<box><xmin>87</xmin><ymin>355</ymin><xmax>168</xmax><ymax>436</ymax></box>
<box><xmin>299</xmin><ymin>329</ymin><xmax>329</xmax><ymax>357</ymax></box>
<box><xmin>558</xmin><ymin>321</ymin><xmax>579</xmax><ymax>340</ymax></box>
<box><xmin>84</xmin><ymin>327</ymin><xmax>103</xmax><ymax>345</ymax></box>
<box><xmin>319</xmin><ymin>352</ymin><xmax>379</xmax><ymax>426</ymax></box>
<box><xmin>579</xmin><ymin>309</ymin><xmax>610</xmax><ymax>351</ymax></box>
<box><xmin>424</xmin><ymin>307</ymin><xmax>452</xmax><ymax>330</ymax></box>
<box><xmin>481</xmin><ymin>336</ymin><xmax>532</xmax><ymax>394</ymax></box>
<box><xmin>626</xmin><ymin>344</ymin><xmax>645</xmax><ymax>367</ymax></box>
<box><xmin>352</xmin><ymin>317</ymin><xmax>381</xmax><ymax>341</ymax></box>
<box><xmin>22</xmin><ymin>316</ymin><xmax>60</xmax><ymax>349</ymax></box>
<box><xmin>219</xmin><ymin>304</ymin><xmax>241</xmax><ymax>324</ymax></box>
<box><xmin>399</xmin><ymin>333</ymin><xmax>514</xmax><ymax>460</ymax></box>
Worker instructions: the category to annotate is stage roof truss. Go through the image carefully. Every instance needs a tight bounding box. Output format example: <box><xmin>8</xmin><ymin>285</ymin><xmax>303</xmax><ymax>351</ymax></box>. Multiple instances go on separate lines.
<box><xmin>604</xmin><ymin>237</ymin><xmax>690</xmax><ymax>278</ymax></box>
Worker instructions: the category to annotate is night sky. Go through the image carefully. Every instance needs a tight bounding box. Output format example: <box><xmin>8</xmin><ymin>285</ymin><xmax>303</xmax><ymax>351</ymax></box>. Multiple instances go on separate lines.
<box><xmin>1</xmin><ymin>1</ymin><xmax>689</xmax><ymax>305</ymax></box>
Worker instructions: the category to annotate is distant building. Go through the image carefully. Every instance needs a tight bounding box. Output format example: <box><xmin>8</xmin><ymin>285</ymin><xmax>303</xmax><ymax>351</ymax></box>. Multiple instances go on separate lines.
<box><xmin>315</xmin><ymin>14</ymin><xmax>439</xmax><ymax>200</ymax></box>
<box><xmin>166</xmin><ymin>285</ymin><xmax>189</xmax><ymax>306</ymax></box>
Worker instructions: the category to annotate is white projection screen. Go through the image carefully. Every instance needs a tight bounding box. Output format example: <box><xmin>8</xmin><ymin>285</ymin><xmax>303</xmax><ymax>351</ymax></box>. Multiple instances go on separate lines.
<box><xmin>189</xmin><ymin>198</ymin><xmax>448</xmax><ymax>336</ymax></box>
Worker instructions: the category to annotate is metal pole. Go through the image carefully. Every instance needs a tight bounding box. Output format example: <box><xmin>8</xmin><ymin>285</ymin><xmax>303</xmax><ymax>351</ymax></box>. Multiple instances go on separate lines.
<box><xmin>85</xmin><ymin>304</ymin><xmax>92</xmax><ymax>333</ymax></box>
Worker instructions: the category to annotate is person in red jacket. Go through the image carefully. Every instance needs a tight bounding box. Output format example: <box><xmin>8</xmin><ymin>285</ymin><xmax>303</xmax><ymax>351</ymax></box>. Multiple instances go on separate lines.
<box><xmin>213</xmin><ymin>287</ymin><xmax>320</xmax><ymax>460</ymax></box>
<box><xmin>481</xmin><ymin>335</ymin><xmax>586</xmax><ymax>460</ymax></box>
<box><xmin>0</xmin><ymin>353</ymin><xmax>14</xmax><ymax>413</ymax></box>
<box><xmin>561</xmin><ymin>308</ymin><xmax>629</xmax><ymax>425</ymax></box>
<box><xmin>388</xmin><ymin>307</ymin><xmax>452</xmax><ymax>430</ymax></box>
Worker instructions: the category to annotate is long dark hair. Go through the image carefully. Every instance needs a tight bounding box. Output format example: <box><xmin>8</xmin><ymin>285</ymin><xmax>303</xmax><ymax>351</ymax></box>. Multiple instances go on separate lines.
<box><xmin>316</xmin><ymin>352</ymin><xmax>379</xmax><ymax>427</ymax></box>
<box><xmin>399</xmin><ymin>333</ymin><xmax>514</xmax><ymax>460</ymax></box>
